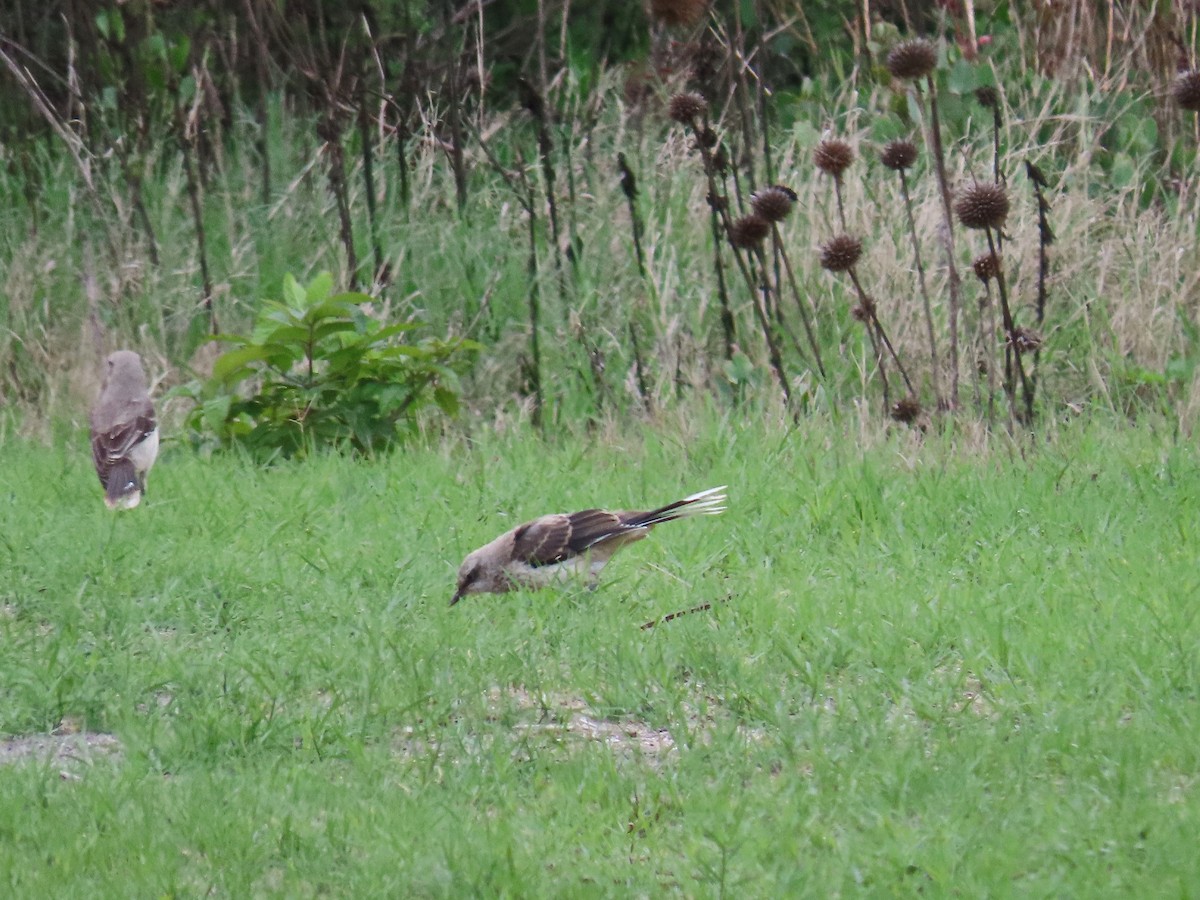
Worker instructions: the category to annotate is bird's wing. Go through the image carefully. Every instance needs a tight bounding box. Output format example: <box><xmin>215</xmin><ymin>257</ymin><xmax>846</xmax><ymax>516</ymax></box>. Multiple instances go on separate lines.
<box><xmin>512</xmin><ymin>509</ymin><xmax>635</xmax><ymax>566</ymax></box>
<box><xmin>91</xmin><ymin>403</ymin><xmax>157</xmax><ymax>479</ymax></box>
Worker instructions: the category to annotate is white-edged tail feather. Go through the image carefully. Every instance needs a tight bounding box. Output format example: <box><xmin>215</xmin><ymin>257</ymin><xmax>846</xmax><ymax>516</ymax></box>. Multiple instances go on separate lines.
<box><xmin>677</xmin><ymin>485</ymin><xmax>727</xmax><ymax>516</ymax></box>
<box><xmin>635</xmin><ymin>485</ymin><xmax>727</xmax><ymax>527</ymax></box>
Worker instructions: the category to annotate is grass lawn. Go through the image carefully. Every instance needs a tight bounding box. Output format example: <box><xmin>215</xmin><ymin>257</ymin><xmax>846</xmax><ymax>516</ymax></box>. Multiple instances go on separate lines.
<box><xmin>1</xmin><ymin>414</ymin><xmax>1198</xmax><ymax>896</ymax></box>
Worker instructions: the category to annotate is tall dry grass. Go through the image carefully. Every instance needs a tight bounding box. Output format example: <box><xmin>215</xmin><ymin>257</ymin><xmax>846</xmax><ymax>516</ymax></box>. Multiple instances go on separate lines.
<box><xmin>2</xmin><ymin>45</ymin><xmax>1200</xmax><ymax>438</ymax></box>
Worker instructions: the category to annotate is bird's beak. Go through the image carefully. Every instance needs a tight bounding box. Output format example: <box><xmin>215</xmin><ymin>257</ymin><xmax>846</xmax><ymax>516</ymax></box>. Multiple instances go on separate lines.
<box><xmin>449</xmin><ymin>590</ymin><xmax>464</xmax><ymax>607</ymax></box>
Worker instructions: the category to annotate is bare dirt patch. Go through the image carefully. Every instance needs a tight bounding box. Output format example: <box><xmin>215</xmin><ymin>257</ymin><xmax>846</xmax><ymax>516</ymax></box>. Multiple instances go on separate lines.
<box><xmin>394</xmin><ymin>685</ymin><xmax>767</xmax><ymax>768</ymax></box>
<box><xmin>0</xmin><ymin>730</ymin><xmax>123</xmax><ymax>778</ymax></box>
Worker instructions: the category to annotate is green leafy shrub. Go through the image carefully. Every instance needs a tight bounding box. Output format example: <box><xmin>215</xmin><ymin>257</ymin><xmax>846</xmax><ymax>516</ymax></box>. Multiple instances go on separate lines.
<box><xmin>175</xmin><ymin>273</ymin><xmax>480</xmax><ymax>458</ymax></box>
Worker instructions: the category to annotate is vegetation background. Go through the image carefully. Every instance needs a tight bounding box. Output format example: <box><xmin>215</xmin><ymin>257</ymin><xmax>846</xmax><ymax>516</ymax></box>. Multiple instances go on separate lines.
<box><xmin>2</xmin><ymin>0</ymin><xmax>1200</xmax><ymax>894</ymax></box>
<box><xmin>2</xmin><ymin>0</ymin><xmax>1199</xmax><ymax>434</ymax></box>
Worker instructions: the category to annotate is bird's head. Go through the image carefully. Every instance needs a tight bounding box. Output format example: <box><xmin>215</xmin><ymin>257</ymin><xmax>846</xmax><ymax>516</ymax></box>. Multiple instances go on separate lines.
<box><xmin>103</xmin><ymin>350</ymin><xmax>149</xmax><ymax>394</ymax></box>
<box><xmin>450</xmin><ymin>551</ymin><xmax>485</xmax><ymax>606</ymax></box>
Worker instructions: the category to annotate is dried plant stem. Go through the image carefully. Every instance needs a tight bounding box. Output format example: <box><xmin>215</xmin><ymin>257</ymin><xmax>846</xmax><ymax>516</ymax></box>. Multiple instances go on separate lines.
<box><xmin>835</xmin><ymin>265</ymin><xmax>891</xmax><ymax>407</ymax></box>
<box><xmin>319</xmin><ymin>114</ymin><xmax>359</xmax><ymax>289</ymax></box>
<box><xmin>862</xmin><ymin>306</ymin><xmax>892</xmax><ymax>408</ymax></box>
<box><xmin>848</xmin><ymin>268</ymin><xmax>915</xmax><ymax>396</ymax></box>
<box><xmin>921</xmin><ymin>76</ymin><xmax>964</xmax><ymax>407</ymax></box>
<box><xmin>395</xmin><ymin>110</ymin><xmax>412</xmax><ymax>214</ymax></box>
<box><xmin>242</xmin><ymin>0</ymin><xmax>271</xmax><ymax>206</ymax></box>
<box><xmin>123</xmin><ymin>159</ymin><xmax>159</xmax><ymax>266</ymax></box>
<box><xmin>442</xmin><ymin>8</ymin><xmax>468</xmax><ymax>215</ymax></box>
<box><xmin>616</xmin><ymin>153</ymin><xmax>651</xmax><ymax>408</ymax></box>
<box><xmin>561</xmin><ymin>121</ymin><xmax>583</xmax><ymax>267</ymax></box>
<box><xmin>896</xmin><ymin>168</ymin><xmax>941</xmax><ymax>405</ymax></box>
<box><xmin>520</xmin><ymin>80</ymin><xmax>569</xmax><ymax>299</ymax></box>
<box><xmin>731</xmin><ymin>246</ymin><xmax>792</xmax><ymax>405</ymax></box>
<box><xmin>174</xmin><ymin>75</ymin><xmax>217</xmax><ymax>332</ymax></box>
<box><xmin>1027</xmin><ymin>161</ymin><xmax>1055</xmax><ymax>416</ymax></box>
<box><xmin>477</xmin><ymin>132</ymin><xmax>544</xmax><ymax>427</ymax></box>
<box><xmin>0</xmin><ymin>43</ymin><xmax>121</xmax><ymax>269</ymax></box>
<box><xmin>985</xmin><ymin>230</ymin><xmax>1034</xmax><ymax>422</ymax></box>
<box><xmin>521</xmin><ymin>166</ymin><xmax>545</xmax><ymax>429</ymax></box>
<box><xmin>982</xmin><ymin>284</ymin><xmax>998</xmax><ymax>426</ymax></box>
<box><xmin>989</xmin><ymin>102</ymin><xmax>1002</xmax><ymax>184</ymax></box>
<box><xmin>772</xmin><ymin>227</ymin><xmax>826</xmax><ymax>377</ymax></box>
<box><xmin>684</xmin><ymin>113</ymin><xmax>736</xmax><ymax>360</ymax></box>
<box><xmin>357</xmin><ymin>87</ymin><xmax>386</xmax><ymax>281</ymax></box>
<box><xmin>754</xmin><ymin>4</ymin><xmax>775</xmax><ymax>186</ymax></box>
<box><xmin>680</xmin><ymin>114</ymin><xmax>790</xmax><ymax>402</ymax></box>
<box><xmin>730</xmin><ymin>13</ymin><xmax>759</xmax><ymax>187</ymax></box>
<box><xmin>707</xmin><ymin>203</ymin><xmax>737</xmax><ymax>362</ymax></box>
<box><xmin>617</xmin><ymin>154</ymin><xmax>646</xmax><ymax>277</ymax></box>
<box><xmin>834</xmin><ymin>177</ymin><xmax>848</xmax><ymax>231</ymax></box>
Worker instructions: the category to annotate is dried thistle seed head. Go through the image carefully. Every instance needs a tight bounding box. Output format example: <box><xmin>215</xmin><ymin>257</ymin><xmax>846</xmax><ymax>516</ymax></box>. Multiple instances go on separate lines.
<box><xmin>974</xmin><ymin>85</ymin><xmax>1000</xmax><ymax>109</ymax></box>
<box><xmin>1172</xmin><ymin>70</ymin><xmax>1200</xmax><ymax>112</ymax></box>
<box><xmin>972</xmin><ymin>252</ymin><xmax>1001</xmax><ymax>282</ymax></box>
<box><xmin>750</xmin><ymin>186</ymin><xmax>796</xmax><ymax>222</ymax></box>
<box><xmin>648</xmin><ymin>0</ymin><xmax>710</xmax><ymax>28</ymax></box>
<box><xmin>880</xmin><ymin>139</ymin><xmax>919</xmax><ymax>171</ymax></box>
<box><xmin>728</xmin><ymin>214</ymin><xmax>772</xmax><ymax>248</ymax></box>
<box><xmin>667</xmin><ymin>91</ymin><xmax>707</xmax><ymax>123</ymax></box>
<box><xmin>814</xmin><ymin>139</ymin><xmax>854</xmax><ymax>178</ymax></box>
<box><xmin>890</xmin><ymin>396</ymin><xmax>922</xmax><ymax>424</ymax></box>
<box><xmin>887</xmin><ymin>38</ymin><xmax>937</xmax><ymax>80</ymax></box>
<box><xmin>819</xmin><ymin>234</ymin><xmax>863</xmax><ymax>272</ymax></box>
<box><xmin>955</xmin><ymin>182</ymin><xmax>1010</xmax><ymax>229</ymax></box>
<box><xmin>1010</xmin><ymin>327</ymin><xmax>1043</xmax><ymax>352</ymax></box>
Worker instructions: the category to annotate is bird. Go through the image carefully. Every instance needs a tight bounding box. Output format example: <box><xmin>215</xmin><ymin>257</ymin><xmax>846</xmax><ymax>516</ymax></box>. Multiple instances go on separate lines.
<box><xmin>451</xmin><ymin>486</ymin><xmax>727</xmax><ymax>605</ymax></box>
<box><xmin>89</xmin><ymin>350</ymin><xmax>159</xmax><ymax>510</ymax></box>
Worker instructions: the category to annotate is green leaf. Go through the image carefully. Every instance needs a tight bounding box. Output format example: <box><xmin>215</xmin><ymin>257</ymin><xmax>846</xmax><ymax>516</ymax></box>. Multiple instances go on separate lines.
<box><xmin>96</xmin><ymin>9</ymin><xmax>125</xmax><ymax>42</ymax></box>
<box><xmin>209</xmin><ymin>333</ymin><xmax>253</xmax><ymax>346</ymax></box>
<box><xmin>1166</xmin><ymin>356</ymin><xmax>1195</xmax><ymax>383</ymax></box>
<box><xmin>947</xmin><ymin>58</ymin><xmax>979</xmax><ymax>95</ymax></box>
<box><xmin>169</xmin><ymin>37</ymin><xmax>191</xmax><ymax>75</ymax></box>
<box><xmin>309</xmin><ymin>321</ymin><xmax>358</xmax><ymax>343</ymax></box>
<box><xmin>185</xmin><ymin>271</ymin><xmax>477</xmax><ymax>459</ymax></box>
<box><xmin>305</xmin><ymin>272</ymin><xmax>335</xmax><ymax>305</ymax></box>
<box><xmin>373</xmin><ymin>345</ymin><xmax>432</xmax><ymax>359</ymax></box>
<box><xmin>259</xmin><ymin>325</ymin><xmax>313</xmax><ymax>347</ymax></box>
<box><xmin>212</xmin><ymin>345</ymin><xmax>276</xmax><ymax>383</ymax></box>
<box><xmin>202</xmin><ymin>395</ymin><xmax>233</xmax><ymax>434</ymax></box>
<box><xmin>1109</xmin><ymin>153</ymin><xmax>1136</xmax><ymax>190</ymax></box>
<box><xmin>145</xmin><ymin>32</ymin><xmax>168</xmax><ymax>64</ymax></box>
<box><xmin>300</xmin><ymin>300</ymin><xmax>357</xmax><ymax>325</ymax></box>
<box><xmin>283</xmin><ymin>273</ymin><xmax>306</xmax><ymax>309</ymax></box>
<box><xmin>327</xmin><ymin>291</ymin><xmax>377</xmax><ymax>307</ymax></box>
<box><xmin>433</xmin><ymin>385</ymin><xmax>460</xmax><ymax>416</ymax></box>
<box><xmin>369</xmin><ymin>322</ymin><xmax>422</xmax><ymax>342</ymax></box>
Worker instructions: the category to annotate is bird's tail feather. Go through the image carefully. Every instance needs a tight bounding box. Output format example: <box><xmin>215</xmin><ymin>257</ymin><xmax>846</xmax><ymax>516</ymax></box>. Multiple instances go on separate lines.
<box><xmin>104</xmin><ymin>460</ymin><xmax>142</xmax><ymax>510</ymax></box>
<box><xmin>631</xmin><ymin>486</ymin><xmax>727</xmax><ymax>528</ymax></box>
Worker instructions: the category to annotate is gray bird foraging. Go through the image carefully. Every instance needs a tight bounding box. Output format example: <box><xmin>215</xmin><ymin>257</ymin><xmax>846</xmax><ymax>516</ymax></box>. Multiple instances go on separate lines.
<box><xmin>90</xmin><ymin>350</ymin><xmax>159</xmax><ymax>510</ymax></box>
<box><xmin>451</xmin><ymin>486</ymin><xmax>727</xmax><ymax>605</ymax></box>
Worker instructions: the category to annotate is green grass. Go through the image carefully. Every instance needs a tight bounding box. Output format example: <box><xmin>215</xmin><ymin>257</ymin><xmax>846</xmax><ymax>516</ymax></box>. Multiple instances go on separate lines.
<box><xmin>1</xmin><ymin>414</ymin><xmax>1199</xmax><ymax>895</ymax></box>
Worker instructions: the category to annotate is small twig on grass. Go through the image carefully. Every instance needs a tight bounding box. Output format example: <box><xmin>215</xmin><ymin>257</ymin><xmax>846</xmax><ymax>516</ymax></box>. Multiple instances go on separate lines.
<box><xmin>641</xmin><ymin>597</ymin><xmax>730</xmax><ymax>630</ymax></box>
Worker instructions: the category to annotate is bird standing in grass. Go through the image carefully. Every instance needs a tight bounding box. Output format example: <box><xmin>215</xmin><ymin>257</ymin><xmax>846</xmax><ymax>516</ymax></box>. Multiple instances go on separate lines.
<box><xmin>90</xmin><ymin>350</ymin><xmax>159</xmax><ymax>510</ymax></box>
<box><xmin>451</xmin><ymin>486</ymin><xmax>727</xmax><ymax>605</ymax></box>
